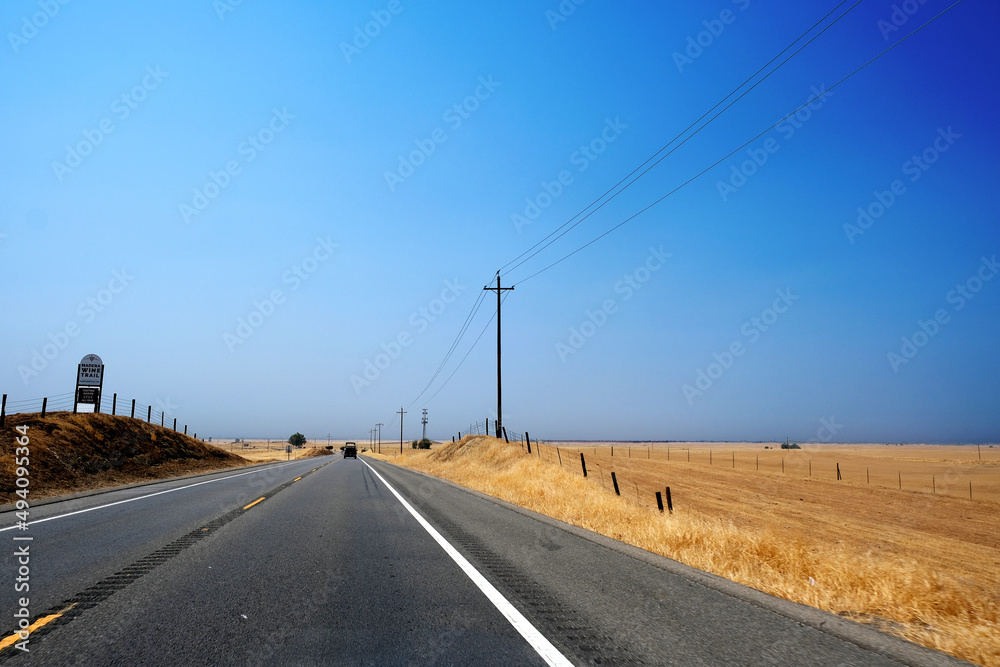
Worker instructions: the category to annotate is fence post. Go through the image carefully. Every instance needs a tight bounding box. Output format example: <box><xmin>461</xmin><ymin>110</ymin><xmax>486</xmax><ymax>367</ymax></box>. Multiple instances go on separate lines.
<box><xmin>0</xmin><ymin>394</ymin><xmax>5</xmax><ymax>427</ymax></box>
<box><xmin>112</xmin><ymin>393</ymin><xmax>117</xmax><ymax>415</ymax></box>
<box><xmin>147</xmin><ymin>406</ymin><xmax>151</xmax><ymax>422</ymax></box>
<box><xmin>41</xmin><ymin>397</ymin><xmax>48</xmax><ymax>418</ymax></box>
<box><xmin>837</xmin><ymin>463</ymin><xmax>841</xmax><ymax>481</ymax></box>
<box><xmin>173</xmin><ymin>418</ymin><xmax>177</xmax><ymax>431</ymax></box>
<box><xmin>525</xmin><ymin>432</ymin><xmax>532</xmax><ymax>454</ymax></box>
<box><xmin>611</xmin><ymin>472</ymin><xmax>620</xmax><ymax>496</ymax></box>
<box><xmin>184</xmin><ymin>425</ymin><xmax>187</xmax><ymax>435</ymax></box>
<box><xmin>502</xmin><ymin>427</ymin><xmax>509</xmax><ymax>443</ymax></box>
<box><xmin>611</xmin><ymin>445</ymin><xmax>614</xmax><ymax>457</ymax></box>
<box><xmin>161</xmin><ymin>412</ymin><xmax>164</xmax><ymax>427</ymax></box>
<box><xmin>666</xmin><ymin>486</ymin><xmax>673</xmax><ymax>514</ymax></box>
<box><xmin>656</xmin><ymin>491</ymin><xmax>664</xmax><ymax>512</ymax></box>
<box><xmin>131</xmin><ymin>399</ymin><xmax>136</xmax><ymax>419</ymax></box>
<box><xmin>580</xmin><ymin>453</ymin><xmax>587</xmax><ymax>477</ymax></box>
<box><xmin>557</xmin><ymin>447</ymin><xmax>562</xmax><ymax>466</ymax></box>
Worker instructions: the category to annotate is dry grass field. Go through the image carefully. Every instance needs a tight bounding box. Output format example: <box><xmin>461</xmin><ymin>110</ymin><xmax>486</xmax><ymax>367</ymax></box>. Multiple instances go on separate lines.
<box><xmin>370</xmin><ymin>438</ymin><xmax>1000</xmax><ymax>666</ymax></box>
<box><xmin>212</xmin><ymin>439</ymin><xmax>347</xmax><ymax>463</ymax></box>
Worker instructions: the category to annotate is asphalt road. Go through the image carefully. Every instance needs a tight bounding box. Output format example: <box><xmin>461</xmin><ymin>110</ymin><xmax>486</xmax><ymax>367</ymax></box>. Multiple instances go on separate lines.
<box><xmin>0</xmin><ymin>455</ymin><xmax>970</xmax><ymax>666</ymax></box>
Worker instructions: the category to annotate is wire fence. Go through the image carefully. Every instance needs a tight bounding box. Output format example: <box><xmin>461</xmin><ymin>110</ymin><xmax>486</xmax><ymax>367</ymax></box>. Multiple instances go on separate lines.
<box><xmin>0</xmin><ymin>390</ymin><xmax>198</xmax><ymax>437</ymax></box>
<box><xmin>459</xmin><ymin>419</ymin><xmax>527</xmax><ymax>446</ymax></box>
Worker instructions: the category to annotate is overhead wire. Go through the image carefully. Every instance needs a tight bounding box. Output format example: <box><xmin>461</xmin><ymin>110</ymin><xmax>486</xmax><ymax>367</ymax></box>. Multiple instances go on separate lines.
<box><xmin>408</xmin><ymin>0</ymin><xmax>861</xmax><ymax>407</ymax></box>
<box><xmin>509</xmin><ymin>0</ymin><xmax>967</xmax><ymax>285</ymax></box>
<box><xmin>407</xmin><ymin>287</ymin><xmax>489</xmax><ymax>406</ymax></box>
<box><xmin>422</xmin><ymin>291</ymin><xmax>511</xmax><ymax>406</ymax></box>
<box><xmin>403</xmin><ymin>0</ymin><xmax>967</xmax><ymax>408</ymax></box>
<box><xmin>499</xmin><ymin>0</ymin><xmax>862</xmax><ymax>278</ymax></box>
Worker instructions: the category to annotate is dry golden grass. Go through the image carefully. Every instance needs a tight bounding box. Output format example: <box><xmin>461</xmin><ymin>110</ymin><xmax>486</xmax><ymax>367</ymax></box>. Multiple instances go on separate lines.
<box><xmin>369</xmin><ymin>437</ymin><xmax>1000</xmax><ymax>666</ymax></box>
<box><xmin>213</xmin><ymin>440</ymin><xmax>342</xmax><ymax>463</ymax></box>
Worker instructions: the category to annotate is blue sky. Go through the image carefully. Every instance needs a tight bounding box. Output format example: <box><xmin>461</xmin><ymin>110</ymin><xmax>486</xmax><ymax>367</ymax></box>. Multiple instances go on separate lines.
<box><xmin>2</xmin><ymin>0</ymin><xmax>997</xmax><ymax>443</ymax></box>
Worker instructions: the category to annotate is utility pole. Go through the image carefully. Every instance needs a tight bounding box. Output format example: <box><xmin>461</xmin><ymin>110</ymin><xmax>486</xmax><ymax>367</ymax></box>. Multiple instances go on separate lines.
<box><xmin>483</xmin><ymin>272</ymin><xmax>514</xmax><ymax>435</ymax></box>
<box><xmin>421</xmin><ymin>409</ymin><xmax>428</xmax><ymax>441</ymax></box>
<box><xmin>376</xmin><ymin>423</ymin><xmax>383</xmax><ymax>453</ymax></box>
<box><xmin>397</xmin><ymin>407</ymin><xmax>407</xmax><ymax>454</ymax></box>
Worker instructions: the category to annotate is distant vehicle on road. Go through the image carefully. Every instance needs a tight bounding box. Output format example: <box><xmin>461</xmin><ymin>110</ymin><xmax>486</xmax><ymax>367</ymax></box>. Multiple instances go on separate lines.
<box><xmin>344</xmin><ymin>442</ymin><xmax>357</xmax><ymax>459</ymax></box>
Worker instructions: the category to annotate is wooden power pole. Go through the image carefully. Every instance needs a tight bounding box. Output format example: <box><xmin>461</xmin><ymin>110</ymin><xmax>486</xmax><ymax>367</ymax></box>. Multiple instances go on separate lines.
<box><xmin>483</xmin><ymin>273</ymin><xmax>514</xmax><ymax>435</ymax></box>
<box><xmin>397</xmin><ymin>407</ymin><xmax>407</xmax><ymax>454</ymax></box>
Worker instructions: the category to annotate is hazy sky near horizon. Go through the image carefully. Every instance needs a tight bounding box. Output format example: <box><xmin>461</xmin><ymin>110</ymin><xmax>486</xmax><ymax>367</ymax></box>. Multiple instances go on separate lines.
<box><xmin>2</xmin><ymin>0</ymin><xmax>997</xmax><ymax>443</ymax></box>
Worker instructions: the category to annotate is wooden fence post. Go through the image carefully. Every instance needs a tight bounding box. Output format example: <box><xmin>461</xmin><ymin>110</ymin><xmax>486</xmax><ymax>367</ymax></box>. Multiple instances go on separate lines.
<box><xmin>0</xmin><ymin>394</ymin><xmax>6</xmax><ymax>427</ymax></box>
<box><xmin>112</xmin><ymin>393</ymin><xmax>117</xmax><ymax>415</ymax></box>
<box><xmin>837</xmin><ymin>463</ymin><xmax>841</xmax><ymax>481</ymax></box>
<box><xmin>611</xmin><ymin>472</ymin><xmax>620</xmax><ymax>496</ymax></box>
<box><xmin>41</xmin><ymin>397</ymin><xmax>48</xmax><ymax>418</ymax></box>
<box><xmin>502</xmin><ymin>427</ymin><xmax>509</xmax><ymax>443</ymax></box>
<box><xmin>173</xmin><ymin>418</ymin><xmax>177</xmax><ymax>431</ymax></box>
<box><xmin>184</xmin><ymin>425</ymin><xmax>187</xmax><ymax>435</ymax></box>
<box><xmin>666</xmin><ymin>486</ymin><xmax>673</xmax><ymax>514</ymax></box>
<box><xmin>580</xmin><ymin>453</ymin><xmax>587</xmax><ymax>477</ymax></box>
<box><xmin>147</xmin><ymin>406</ymin><xmax>151</xmax><ymax>422</ymax></box>
<box><xmin>525</xmin><ymin>432</ymin><xmax>532</xmax><ymax>454</ymax></box>
<box><xmin>656</xmin><ymin>491</ymin><xmax>664</xmax><ymax>512</ymax></box>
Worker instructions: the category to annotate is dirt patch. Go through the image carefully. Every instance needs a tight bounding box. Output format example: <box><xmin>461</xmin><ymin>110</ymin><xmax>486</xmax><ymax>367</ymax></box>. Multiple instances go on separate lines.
<box><xmin>0</xmin><ymin>412</ymin><xmax>249</xmax><ymax>503</ymax></box>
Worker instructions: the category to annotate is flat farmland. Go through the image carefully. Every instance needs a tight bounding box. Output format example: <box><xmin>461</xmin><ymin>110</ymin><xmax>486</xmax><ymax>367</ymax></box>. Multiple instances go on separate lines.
<box><xmin>413</xmin><ymin>439</ymin><xmax>1000</xmax><ymax>663</ymax></box>
<box><xmin>549</xmin><ymin>441</ymin><xmax>1000</xmax><ymax>501</ymax></box>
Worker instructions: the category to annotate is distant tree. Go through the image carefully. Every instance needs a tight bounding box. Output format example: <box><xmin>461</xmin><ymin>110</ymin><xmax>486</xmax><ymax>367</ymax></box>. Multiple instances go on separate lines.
<box><xmin>288</xmin><ymin>432</ymin><xmax>307</xmax><ymax>448</ymax></box>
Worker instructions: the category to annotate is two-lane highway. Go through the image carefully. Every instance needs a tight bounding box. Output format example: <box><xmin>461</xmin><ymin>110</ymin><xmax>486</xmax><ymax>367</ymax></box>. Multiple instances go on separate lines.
<box><xmin>0</xmin><ymin>454</ymin><xmax>968</xmax><ymax>665</ymax></box>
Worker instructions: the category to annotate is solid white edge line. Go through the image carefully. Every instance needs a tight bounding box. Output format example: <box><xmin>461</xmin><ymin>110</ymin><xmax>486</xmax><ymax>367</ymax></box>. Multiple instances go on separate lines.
<box><xmin>362</xmin><ymin>459</ymin><xmax>573</xmax><ymax>667</ymax></box>
<box><xmin>0</xmin><ymin>461</ymin><xmax>304</xmax><ymax>532</ymax></box>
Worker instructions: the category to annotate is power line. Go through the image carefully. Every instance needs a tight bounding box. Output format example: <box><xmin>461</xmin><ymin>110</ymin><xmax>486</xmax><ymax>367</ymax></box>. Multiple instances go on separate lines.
<box><xmin>407</xmin><ymin>287</ymin><xmax>489</xmax><ymax>406</ymax></box>
<box><xmin>509</xmin><ymin>0</ymin><xmax>967</xmax><ymax>285</ymax></box>
<box><xmin>405</xmin><ymin>1</ymin><xmax>861</xmax><ymax>411</ymax></box>
<box><xmin>422</xmin><ymin>292</ymin><xmax>511</xmax><ymax>406</ymax></box>
<box><xmin>499</xmin><ymin>0</ymin><xmax>862</xmax><ymax>278</ymax></box>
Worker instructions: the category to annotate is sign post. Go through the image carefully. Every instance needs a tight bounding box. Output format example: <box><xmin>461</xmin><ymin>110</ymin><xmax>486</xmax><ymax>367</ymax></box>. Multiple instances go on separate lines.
<box><xmin>75</xmin><ymin>354</ymin><xmax>105</xmax><ymax>414</ymax></box>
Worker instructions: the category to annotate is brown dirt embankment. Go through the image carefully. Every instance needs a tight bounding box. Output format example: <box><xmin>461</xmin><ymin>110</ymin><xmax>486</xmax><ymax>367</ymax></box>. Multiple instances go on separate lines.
<box><xmin>0</xmin><ymin>412</ymin><xmax>248</xmax><ymax>503</ymax></box>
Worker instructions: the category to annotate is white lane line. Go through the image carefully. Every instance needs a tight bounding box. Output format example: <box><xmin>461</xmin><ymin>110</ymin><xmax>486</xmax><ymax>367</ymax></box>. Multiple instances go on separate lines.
<box><xmin>362</xmin><ymin>460</ymin><xmax>573</xmax><ymax>667</ymax></box>
<box><xmin>0</xmin><ymin>461</ymin><xmax>304</xmax><ymax>532</ymax></box>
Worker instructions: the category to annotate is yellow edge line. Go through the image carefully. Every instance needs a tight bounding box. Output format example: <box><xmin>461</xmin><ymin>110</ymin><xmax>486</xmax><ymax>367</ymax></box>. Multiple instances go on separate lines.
<box><xmin>293</xmin><ymin>476</ymin><xmax>302</xmax><ymax>482</ymax></box>
<box><xmin>0</xmin><ymin>603</ymin><xmax>76</xmax><ymax>651</ymax></box>
<box><xmin>242</xmin><ymin>497</ymin><xmax>266</xmax><ymax>510</ymax></box>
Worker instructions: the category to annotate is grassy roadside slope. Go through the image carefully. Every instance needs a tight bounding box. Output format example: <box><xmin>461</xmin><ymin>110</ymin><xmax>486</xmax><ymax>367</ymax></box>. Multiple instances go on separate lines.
<box><xmin>370</xmin><ymin>436</ymin><xmax>998</xmax><ymax>666</ymax></box>
<box><xmin>0</xmin><ymin>412</ymin><xmax>248</xmax><ymax>503</ymax></box>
